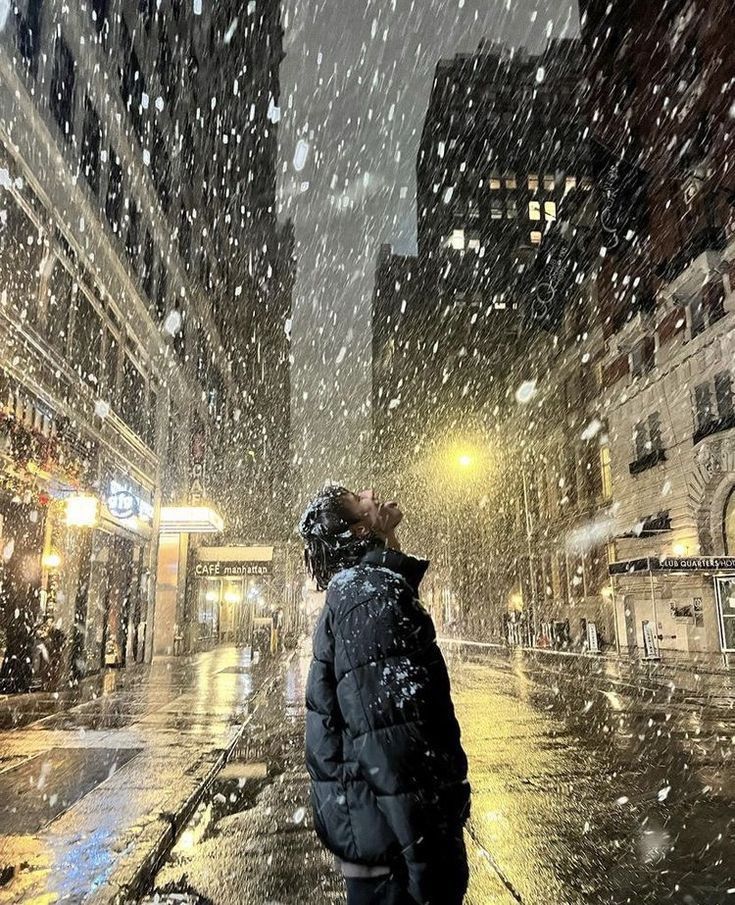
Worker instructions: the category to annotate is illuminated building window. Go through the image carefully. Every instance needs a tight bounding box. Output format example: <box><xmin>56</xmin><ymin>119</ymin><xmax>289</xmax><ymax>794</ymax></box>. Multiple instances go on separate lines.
<box><xmin>529</xmin><ymin>200</ymin><xmax>541</xmax><ymax>220</ymax></box>
<box><xmin>505</xmin><ymin>174</ymin><xmax>517</xmax><ymax>189</ymax></box>
<box><xmin>528</xmin><ymin>174</ymin><xmax>539</xmax><ymax>191</ymax></box>
<box><xmin>530</xmin><ymin>230</ymin><xmax>542</xmax><ymax>245</ymax></box>
<box><xmin>544</xmin><ymin>174</ymin><xmax>555</xmax><ymax>191</ymax></box>
<box><xmin>544</xmin><ymin>201</ymin><xmax>557</xmax><ymax>221</ymax></box>
<box><xmin>506</xmin><ymin>199</ymin><xmax>518</xmax><ymax>218</ymax></box>
<box><xmin>445</xmin><ymin>228</ymin><xmax>465</xmax><ymax>250</ymax></box>
<box><xmin>467</xmin><ymin>237</ymin><xmax>481</xmax><ymax>251</ymax></box>
<box><xmin>565</xmin><ymin>175</ymin><xmax>577</xmax><ymax>191</ymax></box>
<box><xmin>489</xmin><ymin>176</ymin><xmax>502</xmax><ymax>190</ymax></box>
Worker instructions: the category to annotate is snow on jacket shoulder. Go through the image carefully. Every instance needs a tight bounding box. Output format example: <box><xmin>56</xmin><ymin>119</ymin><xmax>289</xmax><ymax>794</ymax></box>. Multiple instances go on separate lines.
<box><xmin>305</xmin><ymin>547</ymin><xmax>470</xmax><ymax>904</ymax></box>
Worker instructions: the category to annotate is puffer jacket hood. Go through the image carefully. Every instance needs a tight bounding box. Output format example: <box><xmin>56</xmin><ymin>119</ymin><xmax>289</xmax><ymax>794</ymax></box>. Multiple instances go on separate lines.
<box><xmin>305</xmin><ymin>547</ymin><xmax>470</xmax><ymax>904</ymax></box>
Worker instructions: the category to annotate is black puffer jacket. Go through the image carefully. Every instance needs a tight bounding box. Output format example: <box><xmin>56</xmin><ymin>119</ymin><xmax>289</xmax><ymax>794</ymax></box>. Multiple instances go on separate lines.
<box><xmin>305</xmin><ymin>547</ymin><xmax>470</xmax><ymax>903</ymax></box>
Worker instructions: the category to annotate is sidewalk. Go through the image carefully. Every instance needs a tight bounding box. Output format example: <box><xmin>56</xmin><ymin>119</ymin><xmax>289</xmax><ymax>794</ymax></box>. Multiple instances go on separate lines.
<box><xmin>440</xmin><ymin>637</ymin><xmax>735</xmax><ymax>707</ymax></box>
<box><xmin>0</xmin><ymin>645</ymin><xmax>282</xmax><ymax>905</ymax></box>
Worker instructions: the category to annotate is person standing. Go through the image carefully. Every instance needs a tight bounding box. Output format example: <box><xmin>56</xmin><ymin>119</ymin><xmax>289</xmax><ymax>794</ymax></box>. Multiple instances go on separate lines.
<box><xmin>299</xmin><ymin>485</ymin><xmax>470</xmax><ymax>905</ymax></box>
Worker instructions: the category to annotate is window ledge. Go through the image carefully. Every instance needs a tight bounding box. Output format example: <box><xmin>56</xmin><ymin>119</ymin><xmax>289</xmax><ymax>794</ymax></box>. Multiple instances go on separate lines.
<box><xmin>629</xmin><ymin>448</ymin><xmax>667</xmax><ymax>475</ymax></box>
<box><xmin>693</xmin><ymin>413</ymin><xmax>735</xmax><ymax>446</ymax></box>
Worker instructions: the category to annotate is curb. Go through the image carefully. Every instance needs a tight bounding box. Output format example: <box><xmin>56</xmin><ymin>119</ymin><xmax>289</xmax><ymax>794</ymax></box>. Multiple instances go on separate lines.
<box><xmin>98</xmin><ymin>649</ymin><xmax>297</xmax><ymax>905</ymax></box>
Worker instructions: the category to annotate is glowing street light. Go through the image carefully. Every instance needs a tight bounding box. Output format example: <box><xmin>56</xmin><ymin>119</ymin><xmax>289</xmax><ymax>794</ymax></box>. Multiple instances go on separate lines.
<box><xmin>65</xmin><ymin>495</ymin><xmax>99</xmax><ymax>528</ymax></box>
<box><xmin>42</xmin><ymin>551</ymin><xmax>62</xmax><ymax>570</ymax></box>
<box><xmin>457</xmin><ymin>452</ymin><xmax>474</xmax><ymax>469</ymax></box>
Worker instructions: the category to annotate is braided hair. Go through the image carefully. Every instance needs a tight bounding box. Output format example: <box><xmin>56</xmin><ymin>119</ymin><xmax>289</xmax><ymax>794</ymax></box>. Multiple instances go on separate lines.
<box><xmin>298</xmin><ymin>484</ymin><xmax>382</xmax><ymax>591</ymax></box>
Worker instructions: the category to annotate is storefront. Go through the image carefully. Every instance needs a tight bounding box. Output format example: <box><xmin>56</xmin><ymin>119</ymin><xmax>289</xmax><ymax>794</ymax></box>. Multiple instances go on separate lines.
<box><xmin>82</xmin><ymin>469</ymin><xmax>155</xmax><ymax>672</ymax></box>
<box><xmin>192</xmin><ymin>547</ymin><xmax>274</xmax><ymax>648</ymax></box>
<box><xmin>0</xmin><ymin>371</ymin><xmax>97</xmax><ymax>691</ymax></box>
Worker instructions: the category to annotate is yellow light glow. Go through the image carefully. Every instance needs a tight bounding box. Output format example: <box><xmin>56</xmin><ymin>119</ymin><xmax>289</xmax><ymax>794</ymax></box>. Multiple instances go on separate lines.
<box><xmin>205</xmin><ymin>590</ymin><xmax>219</xmax><ymax>603</ymax></box>
<box><xmin>42</xmin><ymin>551</ymin><xmax>62</xmax><ymax>570</ymax></box>
<box><xmin>672</xmin><ymin>543</ymin><xmax>688</xmax><ymax>557</ymax></box>
<box><xmin>223</xmin><ymin>590</ymin><xmax>240</xmax><ymax>605</ymax></box>
<box><xmin>66</xmin><ymin>495</ymin><xmax>99</xmax><ymax>528</ymax></box>
<box><xmin>159</xmin><ymin>506</ymin><xmax>224</xmax><ymax>534</ymax></box>
<box><xmin>509</xmin><ymin>592</ymin><xmax>523</xmax><ymax>611</ymax></box>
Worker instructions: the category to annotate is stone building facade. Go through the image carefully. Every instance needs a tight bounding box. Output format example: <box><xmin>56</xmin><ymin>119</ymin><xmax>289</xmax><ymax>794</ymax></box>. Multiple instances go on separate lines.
<box><xmin>0</xmin><ymin>0</ymin><xmax>292</xmax><ymax>690</ymax></box>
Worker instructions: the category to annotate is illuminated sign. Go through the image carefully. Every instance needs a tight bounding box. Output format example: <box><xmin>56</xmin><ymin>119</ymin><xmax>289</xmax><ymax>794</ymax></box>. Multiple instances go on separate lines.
<box><xmin>107</xmin><ymin>490</ymin><xmax>139</xmax><ymax>519</ymax></box>
<box><xmin>195</xmin><ymin>561</ymin><xmax>272</xmax><ymax>578</ymax></box>
<box><xmin>106</xmin><ymin>479</ymin><xmax>154</xmax><ymax>524</ymax></box>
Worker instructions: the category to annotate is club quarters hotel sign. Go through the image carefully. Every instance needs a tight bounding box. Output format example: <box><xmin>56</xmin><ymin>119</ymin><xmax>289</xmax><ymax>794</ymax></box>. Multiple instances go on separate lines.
<box><xmin>194</xmin><ymin>546</ymin><xmax>273</xmax><ymax>578</ymax></box>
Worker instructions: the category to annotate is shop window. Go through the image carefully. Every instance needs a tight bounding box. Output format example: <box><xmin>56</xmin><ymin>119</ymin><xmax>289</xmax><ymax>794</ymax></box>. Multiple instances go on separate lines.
<box><xmin>80</xmin><ymin>97</ymin><xmax>101</xmax><ymax>195</ymax></box>
<box><xmin>529</xmin><ymin>201</ymin><xmax>541</xmax><ymax>221</ymax></box>
<box><xmin>50</xmin><ymin>34</ymin><xmax>76</xmax><ymax>142</ymax></box>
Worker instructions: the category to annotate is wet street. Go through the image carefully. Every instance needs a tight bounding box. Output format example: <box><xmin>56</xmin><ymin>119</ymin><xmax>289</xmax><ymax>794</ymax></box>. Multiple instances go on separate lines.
<box><xmin>0</xmin><ymin>646</ymin><xmax>275</xmax><ymax>904</ymax></box>
<box><xmin>148</xmin><ymin>642</ymin><xmax>735</xmax><ymax>905</ymax></box>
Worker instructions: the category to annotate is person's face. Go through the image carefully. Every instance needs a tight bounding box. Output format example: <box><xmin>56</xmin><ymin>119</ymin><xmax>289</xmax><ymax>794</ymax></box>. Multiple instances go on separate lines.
<box><xmin>342</xmin><ymin>488</ymin><xmax>403</xmax><ymax>538</ymax></box>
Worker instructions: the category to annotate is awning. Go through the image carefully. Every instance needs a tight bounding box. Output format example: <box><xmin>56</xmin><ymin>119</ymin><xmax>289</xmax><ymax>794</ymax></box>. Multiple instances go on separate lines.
<box><xmin>159</xmin><ymin>506</ymin><xmax>224</xmax><ymax>534</ymax></box>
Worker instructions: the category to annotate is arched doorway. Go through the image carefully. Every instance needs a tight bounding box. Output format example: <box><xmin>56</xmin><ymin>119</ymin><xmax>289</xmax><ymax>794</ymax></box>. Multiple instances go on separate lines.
<box><xmin>725</xmin><ymin>487</ymin><xmax>735</xmax><ymax>555</ymax></box>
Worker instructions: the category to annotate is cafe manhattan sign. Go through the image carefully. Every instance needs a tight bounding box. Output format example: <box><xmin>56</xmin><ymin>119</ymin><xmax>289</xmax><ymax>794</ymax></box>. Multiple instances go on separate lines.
<box><xmin>194</xmin><ymin>561</ymin><xmax>272</xmax><ymax>578</ymax></box>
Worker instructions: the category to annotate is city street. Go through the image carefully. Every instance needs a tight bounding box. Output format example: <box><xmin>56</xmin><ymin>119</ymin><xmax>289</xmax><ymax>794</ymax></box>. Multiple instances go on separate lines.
<box><xmin>147</xmin><ymin>641</ymin><xmax>735</xmax><ymax>905</ymax></box>
<box><xmin>0</xmin><ymin>646</ymin><xmax>278</xmax><ymax>904</ymax></box>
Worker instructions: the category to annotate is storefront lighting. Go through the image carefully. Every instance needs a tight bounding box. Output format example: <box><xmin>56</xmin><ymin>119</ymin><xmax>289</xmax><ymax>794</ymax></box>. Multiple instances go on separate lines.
<box><xmin>66</xmin><ymin>495</ymin><xmax>99</xmax><ymax>528</ymax></box>
<box><xmin>223</xmin><ymin>589</ymin><xmax>240</xmax><ymax>605</ymax></box>
<box><xmin>205</xmin><ymin>589</ymin><xmax>219</xmax><ymax>603</ymax></box>
<box><xmin>42</xmin><ymin>551</ymin><xmax>62</xmax><ymax>569</ymax></box>
<box><xmin>672</xmin><ymin>543</ymin><xmax>688</xmax><ymax>557</ymax></box>
<box><xmin>159</xmin><ymin>506</ymin><xmax>224</xmax><ymax>534</ymax></box>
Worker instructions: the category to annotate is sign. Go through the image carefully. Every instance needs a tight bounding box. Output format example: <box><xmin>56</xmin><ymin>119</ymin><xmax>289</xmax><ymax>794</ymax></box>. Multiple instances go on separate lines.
<box><xmin>642</xmin><ymin>620</ymin><xmax>660</xmax><ymax>660</ymax></box>
<box><xmin>586</xmin><ymin>621</ymin><xmax>600</xmax><ymax>654</ymax></box>
<box><xmin>107</xmin><ymin>490</ymin><xmax>139</xmax><ymax>519</ymax></box>
<box><xmin>105</xmin><ymin>478</ymin><xmax>154</xmax><ymax>524</ymax></box>
<box><xmin>660</xmin><ymin>557</ymin><xmax>735</xmax><ymax>572</ymax></box>
<box><xmin>195</xmin><ymin>561</ymin><xmax>272</xmax><ymax>578</ymax></box>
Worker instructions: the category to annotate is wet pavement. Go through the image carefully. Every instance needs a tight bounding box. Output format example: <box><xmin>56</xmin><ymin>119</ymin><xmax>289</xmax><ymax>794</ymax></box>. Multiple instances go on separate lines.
<box><xmin>0</xmin><ymin>646</ymin><xmax>277</xmax><ymax>904</ymax></box>
<box><xmin>148</xmin><ymin>643</ymin><xmax>735</xmax><ymax>905</ymax></box>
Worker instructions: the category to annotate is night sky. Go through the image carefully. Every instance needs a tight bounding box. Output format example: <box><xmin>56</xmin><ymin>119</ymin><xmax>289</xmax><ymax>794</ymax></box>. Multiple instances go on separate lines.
<box><xmin>277</xmin><ymin>0</ymin><xmax>579</xmax><ymax>497</ymax></box>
